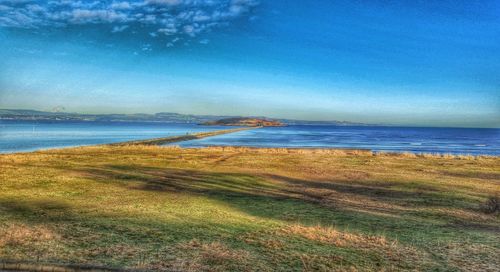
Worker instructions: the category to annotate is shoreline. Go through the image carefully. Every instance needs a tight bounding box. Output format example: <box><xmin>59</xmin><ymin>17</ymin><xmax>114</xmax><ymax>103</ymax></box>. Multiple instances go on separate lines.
<box><xmin>2</xmin><ymin>144</ymin><xmax>497</xmax><ymax>160</ymax></box>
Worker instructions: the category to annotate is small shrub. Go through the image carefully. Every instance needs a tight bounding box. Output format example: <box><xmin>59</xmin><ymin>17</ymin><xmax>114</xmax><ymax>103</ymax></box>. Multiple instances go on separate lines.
<box><xmin>481</xmin><ymin>195</ymin><xmax>499</xmax><ymax>215</ymax></box>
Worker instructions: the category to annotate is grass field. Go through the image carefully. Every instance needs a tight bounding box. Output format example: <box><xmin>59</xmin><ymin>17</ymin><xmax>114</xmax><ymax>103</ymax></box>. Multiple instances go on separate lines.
<box><xmin>0</xmin><ymin>145</ymin><xmax>499</xmax><ymax>271</ymax></box>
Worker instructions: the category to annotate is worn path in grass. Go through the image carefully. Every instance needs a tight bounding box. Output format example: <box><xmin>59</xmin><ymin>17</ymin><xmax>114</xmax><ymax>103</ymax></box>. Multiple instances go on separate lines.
<box><xmin>0</xmin><ymin>146</ymin><xmax>499</xmax><ymax>271</ymax></box>
<box><xmin>109</xmin><ymin>127</ymin><xmax>256</xmax><ymax>146</ymax></box>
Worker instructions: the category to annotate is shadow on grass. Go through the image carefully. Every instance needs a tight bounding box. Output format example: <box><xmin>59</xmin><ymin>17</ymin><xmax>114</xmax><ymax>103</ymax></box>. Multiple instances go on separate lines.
<box><xmin>65</xmin><ymin>164</ymin><xmax>499</xmax><ymax>238</ymax></box>
<box><xmin>0</xmin><ymin>198</ymin><xmax>275</xmax><ymax>270</ymax></box>
<box><xmin>2</xmin><ymin>162</ymin><xmax>499</xmax><ymax>271</ymax></box>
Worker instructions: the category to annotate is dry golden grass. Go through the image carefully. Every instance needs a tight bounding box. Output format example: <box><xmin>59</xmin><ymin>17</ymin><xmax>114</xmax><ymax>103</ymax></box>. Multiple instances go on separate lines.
<box><xmin>147</xmin><ymin>239</ymin><xmax>255</xmax><ymax>272</ymax></box>
<box><xmin>281</xmin><ymin>224</ymin><xmax>388</xmax><ymax>248</ymax></box>
<box><xmin>0</xmin><ymin>145</ymin><xmax>499</xmax><ymax>271</ymax></box>
<box><xmin>0</xmin><ymin>224</ymin><xmax>59</xmax><ymax>248</ymax></box>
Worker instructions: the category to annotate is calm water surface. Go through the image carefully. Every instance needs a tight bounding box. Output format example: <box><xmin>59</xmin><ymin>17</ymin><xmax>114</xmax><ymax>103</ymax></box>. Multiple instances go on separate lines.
<box><xmin>0</xmin><ymin>120</ymin><xmax>224</xmax><ymax>153</ymax></box>
<box><xmin>177</xmin><ymin>125</ymin><xmax>500</xmax><ymax>156</ymax></box>
<box><xmin>1</xmin><ymin>121</ymin><xmax>499</xmax><ymax>155</ymax></box>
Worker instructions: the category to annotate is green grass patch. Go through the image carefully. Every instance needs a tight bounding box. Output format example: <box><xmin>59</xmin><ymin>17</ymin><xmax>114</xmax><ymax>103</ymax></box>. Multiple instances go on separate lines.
<box><xmin>0</xmin><ymin>146</ymin><xmax>499</xmax><ymax>271</ymax></box>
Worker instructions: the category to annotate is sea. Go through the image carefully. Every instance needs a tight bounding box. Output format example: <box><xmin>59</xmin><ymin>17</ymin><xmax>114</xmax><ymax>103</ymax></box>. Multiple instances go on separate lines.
<box><xmin>1</xmin><ymin>120</ymin><xmax>499</xmax><ymax>156</ymax></box>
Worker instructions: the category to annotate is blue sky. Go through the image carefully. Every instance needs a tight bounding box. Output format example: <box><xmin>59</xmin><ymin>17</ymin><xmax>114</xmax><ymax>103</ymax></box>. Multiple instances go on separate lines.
<box><xmin>0</xmin><ymin>0</ymin><xmax>499</xmax><ymax>127</ymax></box>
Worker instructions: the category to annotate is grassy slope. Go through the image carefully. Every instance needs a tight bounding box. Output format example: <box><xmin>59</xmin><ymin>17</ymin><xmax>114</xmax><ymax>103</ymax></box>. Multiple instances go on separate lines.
<box><xmin>0</xmin><ymin>146</ymin><xmax>499</xmax><ymax>271</ymax></box>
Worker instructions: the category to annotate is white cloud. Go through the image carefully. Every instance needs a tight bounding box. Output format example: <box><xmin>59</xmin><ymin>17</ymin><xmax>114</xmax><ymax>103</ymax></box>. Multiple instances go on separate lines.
<box><xmin>70</xmin><ymin>9</ymin><xmax>129</xmax><ymax>24</ymax></box>
<box><xmin>110</xmin><ymin>2</ymin><xmax>133</xmax><ymax>10</ymax></box>
<box><xmin>0</xmin><ymin>5</ymin><xmax>12</xmax><ymax>11</ymax></box>
<box><xmin>0</xmin><ymin>0</ymin><xmax>259</xmax><ymax>44</ymax></box>
<box><xmin>112</xmin><ymin>24</ymin><xmax>129</xmax><ymax>32</ymax></box>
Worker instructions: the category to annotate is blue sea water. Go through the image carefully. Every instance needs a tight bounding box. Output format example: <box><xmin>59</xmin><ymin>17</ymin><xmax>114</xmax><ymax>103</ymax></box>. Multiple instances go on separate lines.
<box><xmin>0</xmin><ymin>120</ymin><xmax>225</xmax><ymax>153</ymax></box>
<box><xmin>1</xmin><ymin>120</ymin><xmax>499</xmax><ymax>155</ymax></box>
<box><xmin>177</xmin><ymin>125</ymin><xmax>500</xmax><ymax>156</ymax></box>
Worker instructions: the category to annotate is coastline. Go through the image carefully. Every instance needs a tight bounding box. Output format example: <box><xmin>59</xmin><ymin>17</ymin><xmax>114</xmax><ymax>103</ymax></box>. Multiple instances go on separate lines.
<box><xmin>2</xmin><ymin>144</ymin><xmax>499</xmax><ymax>159</ymax></box>
<box><xmin>3</xmin><ymin>143</ymin><xmax>498</xmax><ymax>159</ymax></box>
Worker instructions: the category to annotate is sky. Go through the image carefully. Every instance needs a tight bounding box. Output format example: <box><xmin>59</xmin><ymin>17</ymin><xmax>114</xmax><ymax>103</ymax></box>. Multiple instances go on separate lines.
<box><xmin>0</xmin><ymin>0</ymin><xmax>499</xmax><ymax>127</ymax></box>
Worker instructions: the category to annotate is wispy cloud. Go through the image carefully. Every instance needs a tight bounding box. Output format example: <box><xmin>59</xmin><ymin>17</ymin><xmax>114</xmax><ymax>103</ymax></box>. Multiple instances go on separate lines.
<box><xmin>0</xmin><ymin>0</ymin><xmax>258</xmax><ymax>44</ymax></box>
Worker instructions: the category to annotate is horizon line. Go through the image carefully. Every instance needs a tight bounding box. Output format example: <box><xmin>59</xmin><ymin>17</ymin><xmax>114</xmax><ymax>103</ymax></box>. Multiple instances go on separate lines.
<box><xmin>1</xmin><ymin>107</ymin><xmax>499</xmax><ymax>129</ymax></box>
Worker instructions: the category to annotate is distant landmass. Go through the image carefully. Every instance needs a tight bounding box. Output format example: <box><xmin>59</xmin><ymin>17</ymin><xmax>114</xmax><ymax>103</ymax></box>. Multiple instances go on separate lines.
<box><xmin>0</xmin><ymin>109</ymin><xmax>366</xmax><ymax>126</ymax></box>
<box><xmin>203</xmin><ymin>117</ymin><xmax>285</xmax><ymax>127</ymax></box>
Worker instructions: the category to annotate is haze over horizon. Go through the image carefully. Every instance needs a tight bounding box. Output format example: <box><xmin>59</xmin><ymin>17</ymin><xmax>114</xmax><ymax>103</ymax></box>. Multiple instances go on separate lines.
<box><xmin>1</xmin><ymin>0</ymin><xmax>499</xmax><ymax>128</ymax></box>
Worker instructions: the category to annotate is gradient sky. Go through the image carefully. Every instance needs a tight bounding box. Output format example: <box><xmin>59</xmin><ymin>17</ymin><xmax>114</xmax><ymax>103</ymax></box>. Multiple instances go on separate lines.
<box><xmin>0</xmin><ymin>0</ymin><xmax>499</xmax><ymax>127</ymax></box>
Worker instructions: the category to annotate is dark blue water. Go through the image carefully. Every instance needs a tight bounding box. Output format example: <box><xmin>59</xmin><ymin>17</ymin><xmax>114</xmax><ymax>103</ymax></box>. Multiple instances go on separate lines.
<box><xmin>1</xmin><ymin>121</ymin><xmax>499</xmax><ymax>155</ymax></box>
<box><xmin>177</xmin><ymin>125</ymin><xmax>500</xmax><ymax>156</ymax></box>
<box><xmin>0</xmin><ymin>120</ymin><xmax>226</xmax><ymax>153</ymax></box>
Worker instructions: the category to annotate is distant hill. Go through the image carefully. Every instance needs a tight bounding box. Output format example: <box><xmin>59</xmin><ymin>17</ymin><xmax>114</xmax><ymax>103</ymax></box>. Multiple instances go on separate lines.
<box><xmin>203</xmin><ymin>118</ymin><xmax>285</xmax><ymax>127</ymax></box>
<box><xmin>0</xmin><ymin>109</ymin><xmax>234</xmax><ymax>123</ymax></box>
<box><xmin>0</xmin><ymin>109</ymin><xmax>366</xmax><ymax>126</ymax></box>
